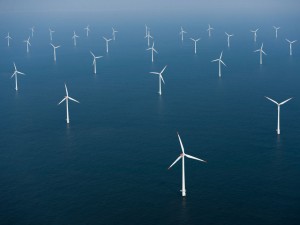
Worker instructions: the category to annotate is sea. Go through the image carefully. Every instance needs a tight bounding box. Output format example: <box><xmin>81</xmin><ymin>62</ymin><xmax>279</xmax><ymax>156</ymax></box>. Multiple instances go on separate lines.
<box><xmin>0</xmin><ymin>10</ymin><xmax>300</xmax><ymax>225</ymax></box>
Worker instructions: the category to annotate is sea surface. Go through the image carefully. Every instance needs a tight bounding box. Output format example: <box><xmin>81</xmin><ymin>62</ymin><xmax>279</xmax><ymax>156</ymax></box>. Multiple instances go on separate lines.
<box><xmin>0</xmin><ymin>11</ymin><xmax>300</xmax><ymax>225</ymax></box>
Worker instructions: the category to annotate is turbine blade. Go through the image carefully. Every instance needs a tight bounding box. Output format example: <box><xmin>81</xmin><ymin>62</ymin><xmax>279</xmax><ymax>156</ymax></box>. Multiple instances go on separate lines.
<box><xmin>90</xmin><ymin>51</ymin><xmax>95</xmax><ymax>57</ymax></box>
<box><xmin>11</xmin><ymin>71</ymin><xmax>16</xmax><ymax>78</ymax></box>
<box><xmin>161</xmin><ymin>65</ymin><xmax>167</xmax><ymax>74</ymax></box>
<box><xmin>68</xmin><ymin>97</ymin><xmax>80</xmax><ymax>103</ymax></box>
<box><xmin>279</xmin><ymin>97</ymin><xmax>293</xmax><ymax>105</ymax></box>
<box><xmin>150</xmin><ymin>72</ymin><xmax>160</xmax><ymax>75</ymax></box>
<box><xmin>58</xmin><ymin>97</ymin><xmax>66</xmax><ymax>105</ymax></box>
<box><xmin>265</xmin><ymin>96</ymin><xmax>279</xmax><ymax>105</ymax></box>
<box><xmin>168</xmin><ymin>155</ymin><xmax>182</xmax><ymax>170</ymax></box>
<box><xmin>177</xmin><ymin>132</ymin><xmax>185</xmax><ymax>154</ymax></box>
<box><xmin>64</xmin><ymin>84</ymin><xmax>69</xmax><ymax>96</ymax></box>
<box><xmin>185</xmin><ymin>154</ymin><xmax>206</xmax><ymax>163</ymax></box>
<box><xmin>160</xmin><ymin>74</ymin><xmax>165</xmax><ymax>84</ymax></box>
<box><xmin>220</xmin><ymin>60</ymin><xmax>226</xmax><ymax>66</ymax></box>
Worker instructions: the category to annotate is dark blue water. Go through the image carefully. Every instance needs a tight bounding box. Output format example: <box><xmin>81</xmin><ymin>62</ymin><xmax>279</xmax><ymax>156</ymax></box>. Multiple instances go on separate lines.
<box><xmin>0</xmin><ymin>11</ymin><xmax>300</xmax><ymax>225</ymax></box>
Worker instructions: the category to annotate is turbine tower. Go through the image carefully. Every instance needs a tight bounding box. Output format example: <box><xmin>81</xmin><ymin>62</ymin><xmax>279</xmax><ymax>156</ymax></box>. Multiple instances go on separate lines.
<box><xmin>168</xmin><ymin>132</ymin><xmax>206</xmax><ymax>197</ymax></box>
<box><xmin>149</xmin><ymin>65</ymin><xmax>167</xmax><ymax>95</ymax></box>
<box><xmin>211</xmin><ymin>51</ymin><xmax>226</xmax><ymax>77</ymax></box>
<box><xmin>254</xmin><ymin>43</ymin><xmax>267</xmax><ymax>65</ymax></box>
<box><xmin>58</xmin><ymin>84</ymin><xmax>80</xmax><ymax>124</ymax></box>
<box><xmin>265</xmin><ymin>96</ymin><xmax>292</xmax><ymax>135</ymax></box>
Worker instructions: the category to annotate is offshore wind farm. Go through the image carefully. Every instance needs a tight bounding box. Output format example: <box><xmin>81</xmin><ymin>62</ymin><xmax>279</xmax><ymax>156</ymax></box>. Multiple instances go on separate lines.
<box><xmin>0</xmin><ymin>1</ymin><xmax>300</xmax><ymax>224</ymax></box>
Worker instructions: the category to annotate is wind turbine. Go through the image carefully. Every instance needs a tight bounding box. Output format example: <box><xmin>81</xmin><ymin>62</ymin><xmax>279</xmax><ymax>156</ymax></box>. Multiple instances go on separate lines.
<box><xmin>190</xmin><ymin>38</ymin><xmax>200</xmax><ymax>54</ymax></box>
<box><xmin>11</xmin><ymin>62</ymin><xmax>25</xmax><ymax>91</ymax></box>
<box><xmin>72</xmin><ymin>31</ymin><xmax>79</xmax><ymax>46</ymax></box>
<box><xmin>23</xmin><ymin>36</ymin><xmax>31</xmax><ymax>53</ymax></box>
<box><xmin>5</xmin><ymin>32</ymin><xmax>12</xmax><ymax>47</ymax></box>
<box><xmin>250</xmin><ymin>29</ymin><xmax>259</xmax><ymax>42</ymax></box>
<box><xmin>58</xmin><ymin>84</ymin><xmax>80</xmax><ymax>124</ymax></box>
<box><xmin>265</xmin><ymin>96</ymin><xmax>292</xmax><ymax>135</ymax></box>
<box><xmin>225</xmin><ymin>32</ymin><xmax>234</xmax><ymax>48</ymax></box>
<box><xmin>146</xmin><ymin>42</ymin><xmax>158</xmax><ymax>62</ymax></box>
<box><xmin>112</xmin><ymin>27</ymin><xmax>118</xmax><ymax>40</ymax></box>
<box><xmin>50</xmin><ymin>43</ymin><xmax>60</xmax><ymax>62</ymax></box>
<box><xmin>207</xmin><ymin>24</ymin><xmax>214</xmax><ymax>37</ymax></box>
<box><xmin>149</xmin><ymin>65</ymin><xmax>167</xmax><ymax>95</ymax></box>
<box><xmin>84</xmin><ymin>25</ymin><xmax>90</xmax><ymax>37</ymax></box>
<box><xmin>145</xmin><ymin>24</ymin><xmax>148</xmax><ymax>37</ymax></box>
<box><xmin>145</xmin><ymin>30</ymin><xmax>153</xmax><ymax>47</ymax></box>
<box><xmin>103</xmin><ymin>37</ymin><xmax>112</xmax><ymax>53</ymax></box>
<box><xmin>211</xmin><ymin>51</ymin><xmax>226</xmax><ymax>77</ymax></box>
<box><xmin>168</xmin><ymin>132</ymin><xmax>206</xmax><ymax>197</ymax></box>
<box><xmin>286</xmin><ymin>39</ymin><xmax>297</xmax><ymax>56</ymax></box>
<box><xmin>90</xmin><ymin>51</ymin><xmax>103</xmax><ymax>74</ymax></box>
<box><xmin>273</xmin><ymin>26</ymin><xmax>280</xmax><ymax>39</ymax></box>
<box><xmin>49</xmin><ymin>28</ymin><xmax>55</xmax><ymax>41</ymax></box>
<box><xmin>179</xmin><ymin>26</ymin><xmax>187</xmax><ymax>41</ymax></box>
<box><xmin>30</xmin><ymin>26</ymin><xmax>34</xmax><ymax>37</ymax></box>
<box><xmin>254</xmin><ymin>43</ymin><xmax>267</xmax><ymax>65</ymax></box>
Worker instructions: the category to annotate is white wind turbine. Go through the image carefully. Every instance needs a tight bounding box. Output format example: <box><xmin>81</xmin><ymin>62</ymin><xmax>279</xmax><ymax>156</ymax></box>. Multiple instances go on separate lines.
<box><xmin>273</xmin><ymin>26</ymin><xmax>280</xmax><ymax>39</ymax></box>
<box><xmin>58</xmin><ymin>84</ymin><xmax>80</xmax><ymax>124</ymax></box>
<box><xmin>23</xmin><ymin>36</ymin><xmax>31</xmax><ymax>53</ymax></box>
<box><xmin>265</xmin><ymin>96</ymin><xmax>292</xmax><ymax>135</ymax></box>
<box><xmin>103</xmin><ymin>37</ymin><xmax>112</xmax><ymax>53</ymax></box>
<box><xmin>168</xmin><ymin>132</ymin><xmax>206</xmax><ymax>197</ymax></box>
<box><xmin>145</xmin><ymin>24</ymin><xmax>148</xmax><ymax>37</ymax></box>
<box><xmin>207</xmin><ymin>24</ymin><xmax>214</xmax><ymax>37</ymax></box>
<box><xmin>190</xmin><ymin>38</ymin><xmax>200</xmax><ymax>54</ymax></box>
<box><xmin>250</xmin><ymin>28</ymin><xmax>259</xmax><ymax>42</ymax></box>
<box><xmin>5</xmin><ymin>32</ymin><xmax>12</xmax><ymax>47</ymax></box>
<box><xmin>225</xmin><ymin>32</ymin><xmax>234</xmax><ymax>48</ymax></box>
<box><xmin>149</xmin><ymin>65</ymin><xmax>167</xmax><ymax>95</ymax></box>
<box><xmin>146</xmin><ymin>42</ymin><xmax>158</xmax><ymax>62</ymax></box>
<box><xmin>211</xmin><ymin>51</ymin><xmax>226</xmax><ymax>77</ymax></box>
<box><xmin>112</xmin><ymin>27</ymin><xmax>118</xmax><ymax>40</ymax></box>
<box><xmin>254</xmin><ymin>43</ymin><xmax>267</xmax><ymax>65</ymax></box>
<box><xmin>72</xmin><ymin>31</ymin><xmax>79</xmax><ymax>46</ymax></box>
<box><xmin>179</xmin><ymin>26</ymin><xmax>187</xmax><ymax>41</ymax></box>
<box><xmin>84</xmin><ymin>25</ymin><xmax>90</xmax><ymax>37</ymax></box>
<box><xmin>30</xmin><ymin>26</ymin><xmax>34</xmax><ymax>37</ymax></box>
<box><xmin>90</xmin><ymin>51</ymin><xmax>103</xmax><ymax>74</ymax></box>
<box><xmin>145</xmin><ymin>30</ymin><xmax>153</xmax><ymax>47</ymax></box>
<box><xmin>285</xmin><ymin>39</ymin><xmax>297</xmax><ymax>56</ymax></box>
<box><xmin>50</xmin><ymin>43</ymin><xmax>60</xmax><ymax>62</ymax></box>
<box><xmin>49</xmin><ymin>28</ymin><xmax>55</xmax><ymax>41</ymax></box>
<box><xmin>11</xmin><ymin>62</ymin><xmax>25</xmax><ymax>91</ymax></box>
